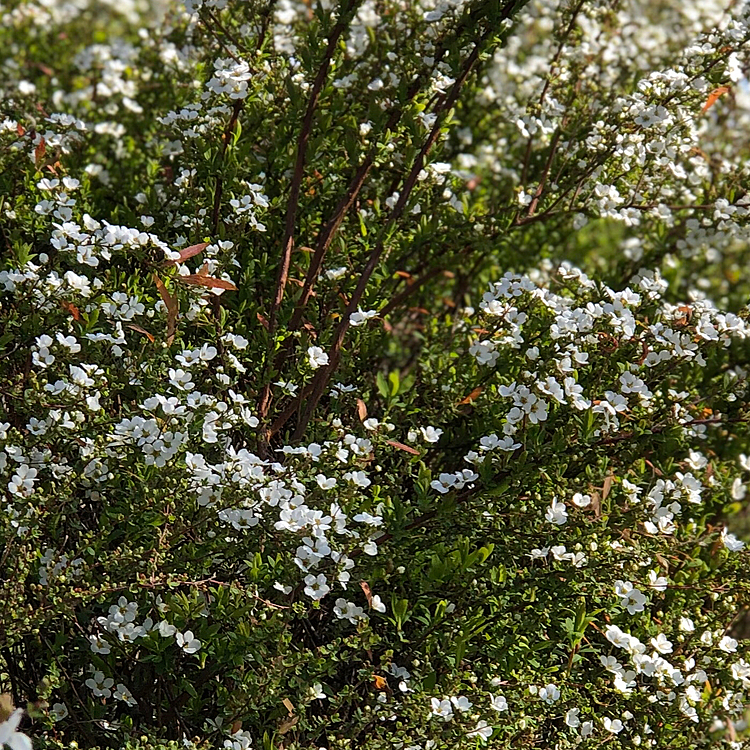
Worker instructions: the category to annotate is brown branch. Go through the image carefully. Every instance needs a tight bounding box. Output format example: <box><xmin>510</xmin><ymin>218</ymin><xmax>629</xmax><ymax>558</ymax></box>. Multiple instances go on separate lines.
<box><xmin>258</xmin><ymin>4</ymin><xmax>523</xmax><ymax>429</ymax></box>
<box><xmin>271</xmin><ymin>1</ymin><xmax>513</xmax><ymax>339</ymax></box>
<box><xmin>289</xmin><ymin>28</ymin><xmax>496</xmax><ymax>442</ymax></box>
<box><xmin>526</xmin><ymin>129</ymin><xmax>561</xmax><ymax>218</ymax></box>
<box><xmin>265</xmin><ymin>0</ymin><xmax>359</xmax><ymax>338</ymax></box>
<box><xmin>258</xmin><ymin>1</ymin><xmax>359</xmax><ymax>422</ymax></box>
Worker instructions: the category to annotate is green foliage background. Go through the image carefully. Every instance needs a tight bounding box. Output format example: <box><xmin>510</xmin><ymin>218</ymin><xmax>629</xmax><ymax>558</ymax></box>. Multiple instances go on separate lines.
<box><xmin>1</xmin><ymin>0</ymin><xmax>750</xmax><ymax>748</ymax></box>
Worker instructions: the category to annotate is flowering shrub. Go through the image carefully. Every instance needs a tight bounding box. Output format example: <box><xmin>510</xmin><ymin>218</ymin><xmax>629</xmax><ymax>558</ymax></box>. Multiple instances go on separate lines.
<box><xmin>2</xmin><ymin>0</ymin><xmax>750</xmax><ymax>747</ymax></box>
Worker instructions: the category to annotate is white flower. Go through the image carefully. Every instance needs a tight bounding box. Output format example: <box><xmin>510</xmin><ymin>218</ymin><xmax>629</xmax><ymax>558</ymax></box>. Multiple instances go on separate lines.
<box><xmin>490</xmin><ymin>694</ymin><xmax>508</xmax><ymax>712</ymax></box>
<box><xmin>85</xmin><ymin>671</ymin><xmax>114</xmax><ymax>698</ymax></box>
<box><xmin>349</xmin><ymin>307</ymin><xmax>377</xmax><ymax>326</ymax></box>
<box><xmin>89</xmin><ymin>634</ymin><xmax>111</xmax><ymax>654</ymax></box>
<box><xmin>304</xmin><ymin>573</ymin><xmax>329</xmax><ymax>600</ymax></box>
<box><xmin>731</xmin><ymin>477</ymin><xmax>746</xmax><ymax>500</ymax></box>
<box><xmin>571</xmin><ymin>493</ymin><xmax>591</xmax><ymax>507</ymax></box>
<box><xmin>430</xmin><ymin>697</ymin><xmax>453</xmax><ymax>721</ymax></box>
<box><xmin>650</xmin><ymin>633</ymin><xmax>673</xmax><ymax>654</ymax></box>
<box><xmin>0</xmin><ymin>709</ymin><xmax>31</xmax><ymax>750</ymax></box>
<box><xmin>603</xmin><ymin>717</ymin><xmax>623</xmax><ymax>733</ymax></box>
<box><xmin>307</xmin><ymin>346</ymin><xmax>329</xmax><ymax>369</ymax></box>
<box><xmin>325</xmin><ymin>266</ymin><xmax>347</xmax><ymax>280</ymax></box>
<box><xmin>545</xmin><ymin>498</ymin><xmax>568</xmax><ymax>525</ymax></box>
<box><xmin>648</xmin><ymin>570</ymin><xmax>668</xmax><ymax>591</ymax></box>
<box><xmin>615</xmin><ymin>581</ymin><xmax>648</xmax><ymax>614</ymax></box>
<box><xmin>157</xmin><ymin>621</ymin><xmax>177</xmax><ymax>637</ymax></box>
<box><xmin>450</xmin><ymin>695</ymin><xmax>472</xmax><ymax>712</ymax></box>
<box><xmin>721</xmin><ymin>527</ymin><xmax>745</xmax><ymax>552</ymax></box>
<box><xmin>565</xmin><ymin>708</ymin><xmax>580</xmax><ymax>727</ymax></box>
<box><xmin>50</xmin><ymin>703</ymin><xmax>68</xmax><ymax>722</ymax></box>
<box><xmin>175</xmin><ymin>630</ymin><xmax>201</xmax><ymax>654</ymax></box>
<box><xmin>538</xmin><ymin>683</ymin><xmax>560</xmax><ymax>703</ymax></box>
<box><xmin>315</xmin><ymin>474</ymin><xmax>336</xmax><ymax>490</ymax></box>
<box><xmin>224</xmin><ymin>729</ymin><xmax>253</xmax><ymax>750</ymax></box>
<box><xmin>419</xmin><ymin>426</ymin><xmax>443</xmax><ymax>443</ymax></box>
<box><xmin>466</xmin><ymin>720</ymin><xmax>492</xmax><ymax>742</ymax></box>
<box><xmin>333</xmin><ymin>598</ymin><xmax>366</xmax><ymax>624</ymax></box>
<box><xmin>114</xmin><ymin>684</ymin><xmax>137</xmax><ymax>706</ymax></box>
<box><xmin>310</xmin><ymin>682</ymin><xmax>326</xmax><ymax>700</ymax></box>
<box><xmin>719</xmin><ymin>635</ymin><xmax>738</xmax><ymax>653</ymax></box>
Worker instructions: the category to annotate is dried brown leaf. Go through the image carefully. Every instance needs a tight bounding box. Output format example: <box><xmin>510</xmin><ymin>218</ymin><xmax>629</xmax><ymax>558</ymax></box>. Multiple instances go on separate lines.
<box><xmin>278</xmin><ymin>715</ymin><xmax>299</xmax><ymax>735</ymax></box>
<box><xmin>356</xmin><ymin>398</ymin><xmax>368</xmax><ymax>422</ymax></box>
<box><xmin>359</xmin><ymin>580</ymin><xmax>373</xmax><ymax>607</ymax></box>
<box><xmin>701</xmin><ymin>86</ymin><xmax>730</xmax><ymax>113</ymax></box>
<box><xmin>61</xmin><ymin>300</ymin><xmax>81</xmax><ymax>321</ymax></box>
<box><xmin>127</xmin><ymin>324</ymin><xmax>155</xmax><ymax>343</ymax></box>
<box><xmin>386</xmin><ymin>440</ymin><xmax>420</xmax><ymax>456</ymax></box>
<box><xmin>178</xmin><ymin>275</ymin><xmax>238</xmax><ymax>291</ymax></box>
<box><xmin>458</xmin><ymin>386</ymin><xmax>483</xmax><ymax>406</ymax></box>
<box><xmin>166</xmin><ymin>242</ymin><xmax>209</xmax><ymax>266</ymax></box>
<box><xmin>0</xmin><ymin>694</ymin><xmax>14</xmax><ymax>722</ymax></box>
<box><xmin>34</xmin><ymin>138</ymin><xmax>46</xmax><ymax>165</ymax></box>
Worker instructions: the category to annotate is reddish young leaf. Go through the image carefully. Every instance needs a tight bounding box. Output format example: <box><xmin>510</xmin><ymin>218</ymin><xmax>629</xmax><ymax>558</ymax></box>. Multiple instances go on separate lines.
<box><xmin>60</xmin><ymin>300</ymin><xmax>81</xmax><ymax>321</ymax></box>
<box><xmin>256</xmin><ymin>312</ymin><xmax>270</xmax><ymax>330</ymax></box>
<box><xmin>35</xmin><ymin>62</ymin><xmax>55</xmax><ymax>77</ymax></box>
<box><xmin>178</xmin><ymin>275</ymin><xmax>238</xmax><ymax>291</ymax></box>
<box><xmin>372</xmin><ymin>675</ymin><xmax>387</xmax><ymax>690</ymax></box>
<box><xmin>458</xmin><ymin>386</ymin><xmax>483</xmax><ymax>405</ymax></box>
<box><xmin>165</xmin><ymin>242</ymin><xmax>209</xmax><ymax>266</ymax></box>
<box><xmin>701</xmin><ymin>86</ymin><xmax>730</xmax><ymax>114</ymax></box>
<box><xmin>386</xmin><ymin>440</ymin><xmax>420</xmax><ymax>456</ymax></box>
<box><xmin>34</xmin><ymin>138</ymin><xmax>46</xmax><ymax>165</ymax></box>
<box><xmin>127</xmin><ymin>324</ymin><xmax>155</xmax><ymax>343</ymax></box>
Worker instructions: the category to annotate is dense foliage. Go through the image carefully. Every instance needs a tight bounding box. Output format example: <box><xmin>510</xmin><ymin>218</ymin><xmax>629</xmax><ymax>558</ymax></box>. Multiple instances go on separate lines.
<box><xmin>2</xmin><ymin>0</ymin><xmax>750</xmax><ymax>747</ymax></box>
